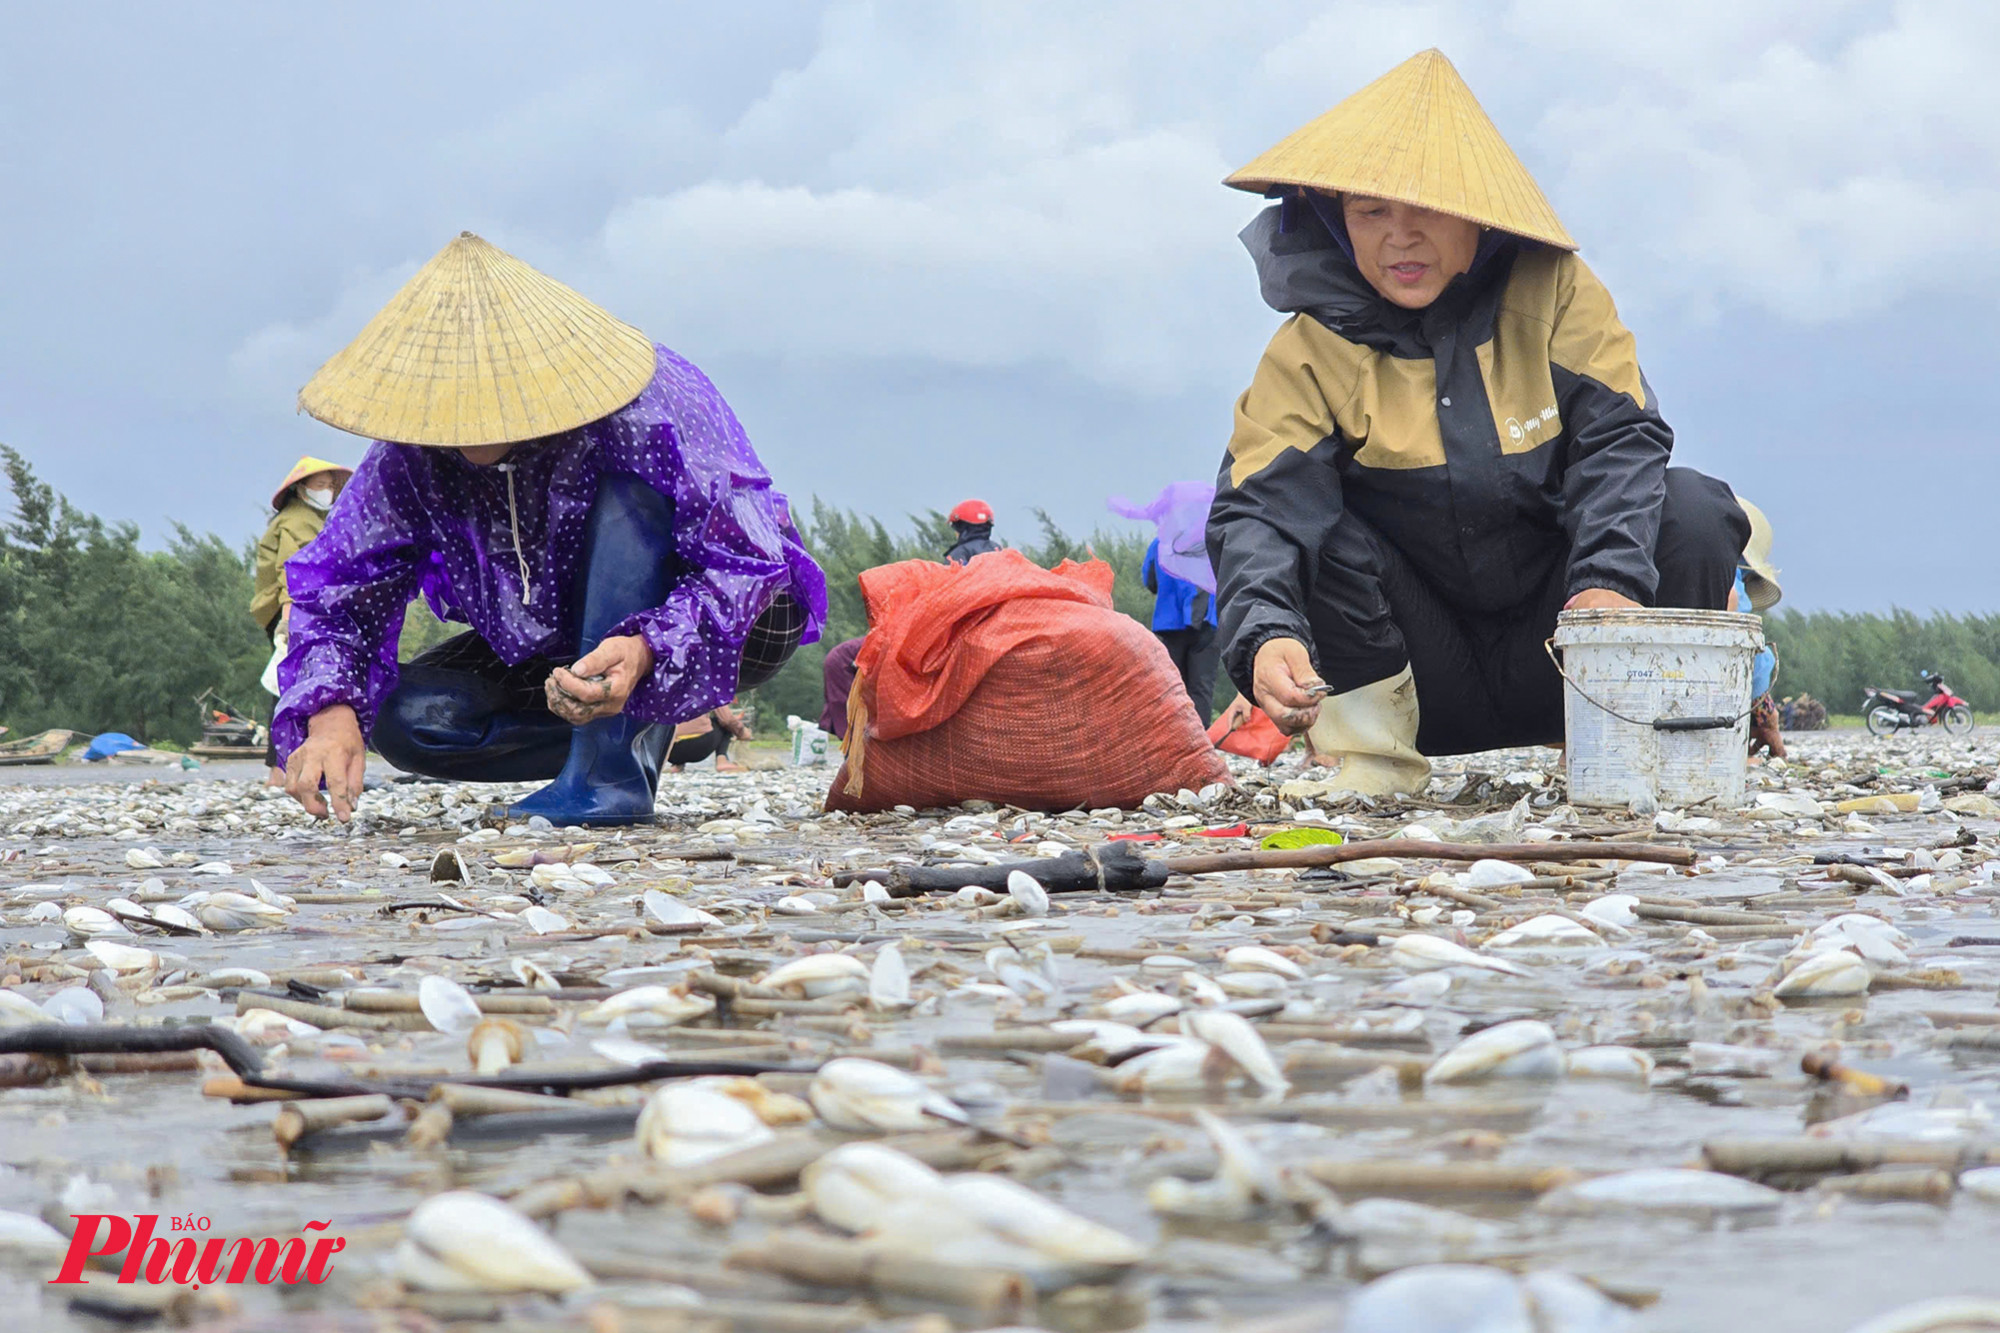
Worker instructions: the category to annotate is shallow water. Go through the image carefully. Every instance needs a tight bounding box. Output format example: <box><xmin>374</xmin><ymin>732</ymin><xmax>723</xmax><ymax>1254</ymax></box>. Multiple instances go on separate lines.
<box><xmin>2</xmin><ymin>731</ymin><xmax>1999</xmax><ymax>1330</ymax></box>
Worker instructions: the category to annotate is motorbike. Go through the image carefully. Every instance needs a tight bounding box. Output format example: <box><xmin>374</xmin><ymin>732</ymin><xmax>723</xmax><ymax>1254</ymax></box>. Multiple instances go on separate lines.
<box><xmin>1863</xmin><ymin>671</ymin><xmax>1975</xmax><ymax>737</ymax></box>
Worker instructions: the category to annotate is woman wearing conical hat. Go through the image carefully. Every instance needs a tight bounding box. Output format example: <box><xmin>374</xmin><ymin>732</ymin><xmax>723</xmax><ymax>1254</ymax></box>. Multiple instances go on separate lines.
<box><xmin>1208</xmin><ymin>50</ymin><xmax>1757</xmax><ymax>796</ymax></box>
<box><xmin>251</xmin><ymin>455</ymin><xmax>353</xmax><ymax>785</ymax></box>
<box><xmin>275</xmin><ymin>233</ymin><xmax>828</xmax><ymax>824</ymax></box>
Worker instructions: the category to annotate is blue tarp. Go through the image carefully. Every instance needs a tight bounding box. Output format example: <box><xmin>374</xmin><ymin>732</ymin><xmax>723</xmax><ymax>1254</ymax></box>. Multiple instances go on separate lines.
<box><xmin>82</xmin><ymin>732</ymin><xmax>141</xmax><ymax>762</ymax></box>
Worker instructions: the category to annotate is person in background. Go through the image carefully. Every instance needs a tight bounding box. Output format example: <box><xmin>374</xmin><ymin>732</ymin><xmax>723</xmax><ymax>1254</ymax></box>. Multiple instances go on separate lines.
<box><xmin>250</xmin><ymin>456</ymin><xmax>351</xmax><ymax>786</ymax></box>
<box><xmin>668</xmin><ymin>704</ymin><xmax>753</xmax><ymax>772</ymax></box>
<box><xmin>1730</xmin><ymin>498</ymin><xmax>1785</xmax><ymax>758</ymax></box>
<box><xmin>943</xmin><ymin>500</ymin><xmax>1001</xmax><ymax>565</ymax></box>
<box><xmin>1110</xmin><ymin>481</ymin><xmax>1223</xmax><ymax>724</ymax></box>
<box><xmin>1208</xmin><ymin>50</ymin><xmax>1752</xmax><ymax>799</ymax></box>
<box><xmin>819</xmin><ymin>636</ymin><xmax>866</xmax><ymax>739</ymax></box>
<box><xmin>1143</xmin><ymin>536</ymin><xmax>1220</xmax><ymax>725</ymax></box>
<box><xmin>275</xmin><ymin>232</ymin><xmax>826</xmax><ymax>826</ymax></box>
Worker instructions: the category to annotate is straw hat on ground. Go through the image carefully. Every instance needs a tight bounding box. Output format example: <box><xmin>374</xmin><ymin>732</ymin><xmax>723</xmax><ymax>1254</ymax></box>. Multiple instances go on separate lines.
<box><xmin>297</xmin><ymin>232</ymin><xmax>658</xmax><ymax>448</ymax></box>
<box><xmin>270</xmin><ymin>456</ymin><xmax>353</xmax><ymax>511</ymax></box>
<box><xmin>1736</xmin><ymin>497</ymin><xmax>1782</xmax><ymax>612</ymax></box>
<box><xmin>1226</xmin><ymin>48</ymin><xmax>1576</xmax><ymax>251</ymax></box>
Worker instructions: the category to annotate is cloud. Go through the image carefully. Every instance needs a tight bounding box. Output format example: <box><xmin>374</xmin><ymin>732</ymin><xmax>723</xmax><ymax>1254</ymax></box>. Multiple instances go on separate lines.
<box><xmin>1528</xmin><ymin>0</ymin><xmax>2000</xmax><ymax>320</ymax></box>
<box><xmin>225</xmin><ymin>260</ymin><xmax>419</xmax><ymax>419</ymax></box>
<box><xmin>600</xmin><ymin>132</ymin><xmax>1261</xmax><ymax>395</ymax></box>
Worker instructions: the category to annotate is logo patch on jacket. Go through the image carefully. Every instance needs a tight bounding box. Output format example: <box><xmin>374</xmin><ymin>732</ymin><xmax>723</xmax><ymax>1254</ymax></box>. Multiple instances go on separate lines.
<box><xmin>1503</xmin><ymin>403</ymin><xmax>1560</xmax><ymax>448</ymax></box>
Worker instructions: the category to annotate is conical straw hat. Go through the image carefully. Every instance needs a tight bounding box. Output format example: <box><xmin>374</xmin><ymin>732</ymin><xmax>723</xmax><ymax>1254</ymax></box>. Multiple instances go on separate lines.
<box><xmin>297</xmin><ymin>232</ymin><xmax>658</xmax><ymax>447</ymax></box>
<box><xmin>270</xmin><ymin>455</ymin><xmax>353</xmax><ymax>511</ymax></box>
<box><xmin>1736</xmin><ymin>497</ymin><xmax>1782</xmax><ymax>612</ymax></box>
<box><xmin>1226</xmin><ymin>49</ymin><xmax>1576</xmax><ymax>251</ymax></box>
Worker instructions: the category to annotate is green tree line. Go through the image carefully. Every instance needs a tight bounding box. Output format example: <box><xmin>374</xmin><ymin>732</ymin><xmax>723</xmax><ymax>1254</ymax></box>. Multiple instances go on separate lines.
<box><xmin>1</xmin><ymin>446</ymin><xmax>1991</xmax><ymax>746</ymax></box>
<box><xmin>1763</xmin><ymin>609</ymin><xmax>2000</xmax><ymax>715</ymax></box>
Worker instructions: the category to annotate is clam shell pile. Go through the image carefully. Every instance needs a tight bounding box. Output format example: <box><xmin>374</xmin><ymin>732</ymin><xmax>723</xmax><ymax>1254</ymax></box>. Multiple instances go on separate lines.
<box><xmin>0</xmin><ymin>728</ymin><xmax>1998</xmax><ymax>1331</ymax></box>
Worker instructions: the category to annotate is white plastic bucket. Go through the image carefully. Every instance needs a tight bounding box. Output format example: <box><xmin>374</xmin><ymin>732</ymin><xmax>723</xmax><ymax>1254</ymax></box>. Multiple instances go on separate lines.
<box><xmin>1551</xmin><ymin>608</ymin><xmax>1764</xmax><ymax>810</ymax></box>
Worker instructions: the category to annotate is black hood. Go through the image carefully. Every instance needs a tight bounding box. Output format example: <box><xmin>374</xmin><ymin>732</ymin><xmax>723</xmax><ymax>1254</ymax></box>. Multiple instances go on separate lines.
<box><xmin>1239</xmin><ymin>200</ymin><xmax>1525</xmax><ymax>355</ymax></box>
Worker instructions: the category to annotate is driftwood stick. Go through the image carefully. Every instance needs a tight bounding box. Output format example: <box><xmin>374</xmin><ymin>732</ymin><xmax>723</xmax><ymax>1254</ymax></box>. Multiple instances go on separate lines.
<box><xmin>1702</xmin><ymin>1137</ymin><xmax>2000</xmax><ymax>1181</ymax></box>
<box><xmin>342</xmin><ymin>989</ymin><xmax>556</xmax><ymax>1016</ymax></box>
<box><xmin>1303</xmin><ymin>1158</ymin><xmax>1587</xmax><ymax>1199</ymax></box>
<box><xmin>867</xmin><ymin>839</ymin><xmax>1693</xmax><ymax>898</ymax></box>
<box><xmin>1163</xmin><ymin>839</ymin><xmax>1695</xmax><ymax>876</ymax></box>
<box><xmin>273</xmin><ymin>1093</ymin><xmax>398</xmax><ymax>1149</ymax></box>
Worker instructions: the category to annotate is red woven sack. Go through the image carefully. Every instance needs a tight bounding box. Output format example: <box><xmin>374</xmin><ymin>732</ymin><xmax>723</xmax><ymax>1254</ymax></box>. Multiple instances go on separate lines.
<box><xmin>1207</xmin><ymin>706</ymin><xmax>1290</xmax><ymax>765</ymax></box>
<box><xmin>826</xmin><ymin>551</ymin><xmax>1231</xmax><ymax>812</ymax></box>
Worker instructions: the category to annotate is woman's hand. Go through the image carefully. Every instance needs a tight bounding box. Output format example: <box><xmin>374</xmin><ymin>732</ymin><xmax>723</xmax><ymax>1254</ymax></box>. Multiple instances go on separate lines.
<box><xmin>1216</xmin><ymin>693</ymin><xmax>1256</xmax><ymax>734</ymax></box>
<box><xmin>546</xmin><ymin>635</ymin><xmax>655</xmax><ymax>725</ymax></box>
<box><xmin>1564</xmin><ymin>588</ymin><xmax>1642</xmax><ymax>612</ymax></box>
<box><xmin>285</xmin><ymin>705</ymin><xmax>367</xmax><ymax>822</ymax></box>
<box><xmin>713</xmin><ymin>705</ymin><xmax>753</xmax><ymax>741</ymax></box>
<box><xmin>1253</xmin><ymin>638</ymin><xmax>1327</xmax><ymax>735</ymax></box>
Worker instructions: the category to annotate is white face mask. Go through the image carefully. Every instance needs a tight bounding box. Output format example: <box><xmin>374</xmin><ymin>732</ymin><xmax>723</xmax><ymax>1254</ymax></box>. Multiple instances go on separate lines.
<box><xmin>301</xmin><ymin>487</ymin><xmax>335</xmax><ymax>512</ymax></box>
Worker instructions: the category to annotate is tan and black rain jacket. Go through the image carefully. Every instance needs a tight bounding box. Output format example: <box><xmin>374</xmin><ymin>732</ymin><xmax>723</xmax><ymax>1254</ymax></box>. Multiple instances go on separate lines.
<box><xmin>1207</xmin><ymin>204</ymin><xmax>1673</xmax><ymax>695</ymax></box>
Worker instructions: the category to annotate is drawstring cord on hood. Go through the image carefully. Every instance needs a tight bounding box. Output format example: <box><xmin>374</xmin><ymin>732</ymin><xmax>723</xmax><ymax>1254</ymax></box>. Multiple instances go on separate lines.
<box><xmin>496</xmin><ymin>462</ymin><xmax>533</xmax><ymax>604</ymax></box>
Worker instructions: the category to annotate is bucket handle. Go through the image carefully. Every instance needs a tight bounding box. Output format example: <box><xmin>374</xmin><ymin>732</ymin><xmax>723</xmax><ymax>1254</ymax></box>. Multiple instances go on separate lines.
<box><xmin>1542</xmin><ymin>640</ymin><xmax>1754</xmax><ymax>733</ymax></box>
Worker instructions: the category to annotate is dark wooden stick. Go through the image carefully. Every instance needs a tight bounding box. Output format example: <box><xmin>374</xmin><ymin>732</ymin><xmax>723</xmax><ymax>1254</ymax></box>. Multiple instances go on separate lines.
<box><xmin>0</xmin><ymin>1023</ymin><xmax>264</xmax><ymax>1076</ymax></box>
<box><xmin>867</xmin><ymin>837</ymin><xmax>1693</xmax><ymax>897</ymax></box>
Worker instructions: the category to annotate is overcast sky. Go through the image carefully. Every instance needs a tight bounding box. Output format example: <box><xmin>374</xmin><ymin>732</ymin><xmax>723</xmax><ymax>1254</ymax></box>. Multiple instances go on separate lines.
<box><xmin>2</xmin><ymin>1</ymin><xmax>1993</xmax><ymax>611</ymax></box>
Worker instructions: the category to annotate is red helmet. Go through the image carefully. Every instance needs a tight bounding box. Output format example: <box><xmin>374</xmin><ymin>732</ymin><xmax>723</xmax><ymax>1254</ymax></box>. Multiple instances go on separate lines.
<box><xmin>949</xmin><ymin>499</ymin><xmax>993</xmax><ymax>525</ymax></box>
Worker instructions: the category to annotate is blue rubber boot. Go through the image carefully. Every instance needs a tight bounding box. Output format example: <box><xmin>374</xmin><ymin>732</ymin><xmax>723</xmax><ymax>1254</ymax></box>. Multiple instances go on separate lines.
<box><xmin>508</xmin><ymin>475</ymin><xmax>677</xmax><ymax>826</ymax></box>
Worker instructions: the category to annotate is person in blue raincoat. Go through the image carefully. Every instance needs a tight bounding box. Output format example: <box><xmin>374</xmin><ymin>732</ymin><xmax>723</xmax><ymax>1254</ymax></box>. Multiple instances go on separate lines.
<box><xmin>1142</xmin><ymin>538</ymin><xmax>1220</xmax><ymax>725</ymax></box>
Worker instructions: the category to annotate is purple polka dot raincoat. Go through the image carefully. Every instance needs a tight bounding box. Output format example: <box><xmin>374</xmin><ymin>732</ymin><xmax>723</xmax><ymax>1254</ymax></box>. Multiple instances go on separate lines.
<box><xmin>272</xmin><ymin>346</ymin><xmax>827</xmax><ymax>762</ymax></box>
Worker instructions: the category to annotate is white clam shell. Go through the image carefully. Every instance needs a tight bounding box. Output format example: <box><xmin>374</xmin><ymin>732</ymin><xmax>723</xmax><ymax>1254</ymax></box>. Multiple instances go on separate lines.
<box><xmin>195</xmin><ymin>892</ymin><xmax>288</xmax><ymax>932</ymax></box>
<box><xmin>1390</xmin><ymin>934</ymin><xmax>1529</xmax><ymax>977</ymax></box>
<box><xmin>1216</xmin><ymin>970</ymin><xmax>1291</xmax><ymax>998</ymax></box>
<box><xmin>1485</xmin><ymin>914</ymin><xmax>1601</xmax><ymax>949</ymax></box>
<box><xmin>84</xmin><ymin>941</ymin><xmax>157</xmax><ymax>975</ymax></box>
<box><xmin>1102</xmin><ymin>991</ymin><xmax>1183</xmax><ymax>1024</ymax></box>
<box><xmin>1342</xmin><ymin>1264</ymin><xmax>1527</xmax><ymax>1333</ymax></box>
<box><xmin>1222</xmin><ymin>945</ymin><xmax>1303</xmax><ymax>979</ymax></box>
<box><xmin>1845</xmin><ymin>1298</ymin><xmax>2000</xmax><ymax>1333</ymax></box>
<box><xmin>62</xmin><ymin>906</ymin><xmax>129</xmax><ymax>939</ymax></box>
<box><xmin>1812</xmin><ymin>914</ymin><xmax>1911</xmax><ymax>965</ymax></box>
<box><xmin>1563</xmin><ymin>1045</ymin><xmax>1655</xmax><ymax>1082</ymax></box>
<box><xmin>643</xmin><ymin>889</ymin><xmax>721</xmax><ymax>929</ymax></box>
<box><xmin>869</xmin><ymin>942</ymin><xmax>912</xmax><ymax>1011</ymax></box>
<box><xmin>1424</xmin><ymin>1020</ymin><xmax>1561</xmax><ymax>1085</ymax></box>
<box><xmin>1773</xmin><ymin>948</ymin><xmax>1870</xmax><ymax>998</ymax></box>
<box><xmin>1957</xmin><ymin>1167</ymin><xmax>2000</xmax><ymax>1203</ymax></box>
<box><xmin>1579</xmin><ymin>894</ymin><xmax>1640</xmax><ymax>930</ymax></box>
<box><xmin>1006</xmin><ymin>870</ymin><xmax>1050</xmax><ymax>917</ymax></box>
<box><xmin>396</xmin><ymin>1191</ymin><xmax>591</xmax><ymax>1293</ymax></box>
<box><xmin>520</xmin><ymin>905</ymin><xmax>569</xmax><ymax>934</ymax></box>
<box><xmin>808</xmin><ymin>1057</ymin><xmax>968</xmax><ymax>1131</ymax></box>
<box><xmin>804</xmin><ymin>1142</ymin><xmax>945</xmax><ymax>1233</ymax></box>
<box><xmin>1541</xmin><ymin>1168</ymin><xmax>1783</xmax><ymax>1217</ymax></box>
<box><xmin>1462</xmin><ymin>860</ymin><xmax>1537</xmax><ymax>889</ymax></box>
<box><xmin>578</xmin><ymin>985</ymin><xmax>715</xmax><ymax>1028</ymax></box>
<box><xmin>0</xmin><ymin>1209</ymin><xmax>69</xmax><ymax>1252</ymax></box>
<box><xmin>418</xmin><ymin>975</ymin><xmax>484</xmax><ymax>1035</ymax></box>
<box><xmin>762</xmin><ymin>953</ymin><xmax>870</xmax><ymax>998</ymax></box>
<box><xmin>0</xmin><ymin>989</ymin><xmax>49</xmax><ymax>1026</ymax></box>
<box><xmin>1184</xmin><ymin>1009</ymin><xmax>1289</xmax><ymax>1099</ymax></box>
<box><xmin>635</xmin><ymin>1081</ymin><xmax>775</xmax><ymax>1166</ymax></box>
<box><xmin>41</xmin><ymin>987</ymin><xmax>104</xmax><ymax>1025</ymax></box>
